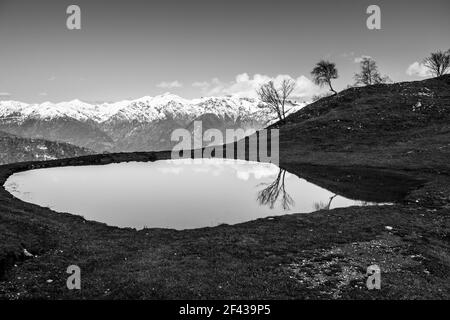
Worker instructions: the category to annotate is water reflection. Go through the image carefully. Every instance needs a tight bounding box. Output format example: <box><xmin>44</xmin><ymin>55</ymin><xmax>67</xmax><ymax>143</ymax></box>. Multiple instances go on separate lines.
<box><xmin>257</xmin><ymin>169</ymin><xmax>294</xmax><ymax>210</ymax></box>
<box><xmin>256</xmin><ymin>170</ymin><xmax>343</xmax><ymax>212</ymax></box>
<box><xmin>4</xmin><ymin>159</ymin><xmax>381</xmax><ymax>230</ymax></box>
<box><xmin>313</xmin><ymin>194</ymin><xmax>337</xmax><ymax>211</ymax></box>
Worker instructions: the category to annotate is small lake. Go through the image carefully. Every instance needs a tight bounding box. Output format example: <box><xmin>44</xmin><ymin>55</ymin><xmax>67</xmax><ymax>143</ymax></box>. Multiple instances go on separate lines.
<box><xmin>4</xmin><ymin>159</ymin><xmax>381</xmax><ymax>230</ymax></box>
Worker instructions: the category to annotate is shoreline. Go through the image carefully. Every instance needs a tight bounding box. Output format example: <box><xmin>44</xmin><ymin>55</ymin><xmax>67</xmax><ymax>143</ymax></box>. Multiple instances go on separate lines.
<box><xmin>1</xmin><ymin>150</ymin><xmax>448</xmax><ymax>299</ymax></box>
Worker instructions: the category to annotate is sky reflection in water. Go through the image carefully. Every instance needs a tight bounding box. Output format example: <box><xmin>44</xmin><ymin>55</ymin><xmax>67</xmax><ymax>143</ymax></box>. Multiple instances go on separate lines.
<box><xmin>5</xmin><ymin>159</ymin><xmax>373</xmax><ymax>230</ymax></box>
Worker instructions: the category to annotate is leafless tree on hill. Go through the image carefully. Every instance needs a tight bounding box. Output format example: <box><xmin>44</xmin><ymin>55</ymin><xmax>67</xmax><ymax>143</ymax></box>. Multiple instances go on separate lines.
<box><xmin>423</xmin><ymin>50</ymin><xmax>450</xmax><ymax>77</ymax></box>
<box><xmin>256</xmin><ymin>79</ymin><xmax>296</xmax><ymax>122</ymax></box>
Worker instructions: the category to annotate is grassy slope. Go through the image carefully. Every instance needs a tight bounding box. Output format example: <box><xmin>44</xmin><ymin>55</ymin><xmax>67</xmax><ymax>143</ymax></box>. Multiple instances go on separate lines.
<box><xmin>0</xmin><ymin>131</ymin><xmax>93</xmax><ymax>165</ymax></box>
<box><xmin>275</xmin><ymin>75</ymin><xmax>450</xmax><ymax>172</ymax></box>
<box><xmin>0</xmin><ymin>77</ymin><xmax>449</xmax><ymax>299</ymax></box>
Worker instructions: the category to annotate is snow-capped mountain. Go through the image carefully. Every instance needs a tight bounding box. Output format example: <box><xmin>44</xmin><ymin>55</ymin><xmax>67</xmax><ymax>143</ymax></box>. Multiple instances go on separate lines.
<box><xmin>0</xmin><ymin>94</ymin><xmax>302</xmax><ymax>152</ymax></box>
<box><xmin>0</xmin><ymin>94</ymin><xmax>266</xmax><ymax>123</ymax></box>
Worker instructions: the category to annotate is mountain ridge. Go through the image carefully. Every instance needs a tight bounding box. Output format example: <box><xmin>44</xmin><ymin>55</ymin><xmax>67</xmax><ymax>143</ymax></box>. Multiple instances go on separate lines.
<box><xmin>0</xmin><ymin>94</ymin><xmax>269</xmax><ymax>123</ymax></box>
<box><xmin>0</xmin><ymin>94</ymin><xmax>303</xmax><ymax>152</ymax></box>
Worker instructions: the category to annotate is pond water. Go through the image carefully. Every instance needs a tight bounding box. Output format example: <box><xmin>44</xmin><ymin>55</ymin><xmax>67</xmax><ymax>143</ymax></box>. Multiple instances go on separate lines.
<box><xmin>4</xmin><ymin>159</ymin><xmax>380</xmax><ymax>230</ymax></box>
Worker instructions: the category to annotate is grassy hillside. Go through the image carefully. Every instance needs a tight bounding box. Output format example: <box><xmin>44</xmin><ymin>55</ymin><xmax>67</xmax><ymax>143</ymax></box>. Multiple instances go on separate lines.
<box><xmin>0</xmin><ymin>131</ymin><xmax>93</xmax><ymax>165</ymax></box>
<box><xmin>274</xmin><ymin>75</ymin><xmax>450</xmax><ymax>171</ymax></box>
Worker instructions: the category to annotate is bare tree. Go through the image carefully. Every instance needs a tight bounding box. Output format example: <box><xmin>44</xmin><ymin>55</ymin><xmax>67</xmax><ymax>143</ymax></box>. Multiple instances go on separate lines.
<box><xmin>354</xmin><ymin>57</ymin><xmax>391</xmax><ymax>86</ymax></box>
<box><xmin>311</xmin><ymin>60</ymin><xmax>338</xmax><ymax>95</ymax></box>
<box><xmin>257</xmin><ymin>169</ymin><xmax>294</xmax><ymax>210</ymax></box>
<box><xmin>423</xmin><ymin>50</ymin><xmax>450</xmax><ymax>77</ymax></box>
<box><xmin>256</xmin><ymin>79</ymin><xmax>296</xmax><ymax>122</ymax></box>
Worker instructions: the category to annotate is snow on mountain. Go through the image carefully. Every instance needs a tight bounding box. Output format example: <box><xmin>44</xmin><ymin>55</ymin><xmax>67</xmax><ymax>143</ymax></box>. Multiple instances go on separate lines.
<box><xmin>0</xmin><ymin>94</ymin><xmax>306</xmax><ymax>152</ymax></box>
<box><xmin>0</xmin><ymin>99</ymin><xmax>96</xmax><ymax>122</ymax></box>
<box><xmin>0</xmin><ymin>94</ymin><xmax>276</xmax><ymax>124</ymax></box>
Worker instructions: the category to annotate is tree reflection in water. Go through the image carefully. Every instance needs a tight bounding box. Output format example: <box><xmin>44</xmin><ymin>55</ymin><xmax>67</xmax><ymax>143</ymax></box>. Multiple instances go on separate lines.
<box><xmin>257</xmin><ymin>169</ymin><xmax>343</xmax><ymax>212</ymax></box>
<box><xmin>257</xmin><ymin>169</ymin><xmax>294</xmax><ymax>210</ymax></box>
<box><xmin>313</xmin><ymin>194</ymin><xmax>337</xmax><ymax>211</ymax></box>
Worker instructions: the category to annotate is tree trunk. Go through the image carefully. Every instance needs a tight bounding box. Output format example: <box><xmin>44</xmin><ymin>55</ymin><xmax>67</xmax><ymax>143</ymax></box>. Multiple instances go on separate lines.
<box><xmin>328</xmin><ymin>81</ymin><xmax>337</xmax><ymax>95</ymax></box>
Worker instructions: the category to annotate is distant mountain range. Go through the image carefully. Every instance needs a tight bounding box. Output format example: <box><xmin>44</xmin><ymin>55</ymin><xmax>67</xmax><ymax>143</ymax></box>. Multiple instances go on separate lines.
<box><xmin>0</xmin><ymin>94</ymin><xmax>302</xmax><ymax>152</ymax></box>
<box><xmin>0</xmin><ymin>130</ymin><xmax>92</xmax><ymax>165</ymax></box>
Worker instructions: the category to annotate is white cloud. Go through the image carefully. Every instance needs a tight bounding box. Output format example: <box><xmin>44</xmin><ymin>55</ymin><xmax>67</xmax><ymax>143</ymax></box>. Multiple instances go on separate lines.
<box><xmin>354</xmin><ymin>55</ymin><xmax>372</xmax><ymax>63</ymax></box>
<box><xmin>235</xmin><ymin>163</ymin><xmax>279</xmax><ymax>181</ymax></box>
<box><xmin>406</xmin><ymin>62</ymin><xmax>431</xmax><ymax>77</ymax></box>
<box><xmin>192</xmin><ymin>81</ymin><xmax>209</xmax><ymax>88</ymax></box>
<box><xmin>192</xmin><ymin>73</ymin><xmax>322</xmax><ymax>99</ymax></box>
<box><xmin>340</xmin><ymin>52</ymin><xmax>355</xmax><ymax>59</ymax></box>
<box><xmin>157</xmin><ymin>80</ymin><xmax>183</xmax><ymax>89</ymax></box>
<box><xmin>0</xmin><ymin>92</ymin><xmax>11</xmax><ymax>97</ymax></box>
<box><xmin>39</xmin><ymin>92</ymin><xmax>48</xmax><ymax>96</ymax></box>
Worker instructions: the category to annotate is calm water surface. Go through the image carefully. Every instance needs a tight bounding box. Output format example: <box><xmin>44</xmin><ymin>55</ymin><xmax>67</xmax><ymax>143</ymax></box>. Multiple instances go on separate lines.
<box><xmin>5</xmin><ymin>159</ymin><xmax>376</xmax><ymax>230</ymax></box>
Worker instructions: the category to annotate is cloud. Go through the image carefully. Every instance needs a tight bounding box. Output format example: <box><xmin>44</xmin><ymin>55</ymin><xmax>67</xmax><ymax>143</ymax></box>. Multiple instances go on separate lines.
<box><xmin>340</xmin><ymin>52</ymin><xmax>355</xmax><ymax>59</ymax></box>
<box><xmin>354</xmin><ymin>55</ymin><xmax>372</xmax><ymax>63</ymax></box>
<box><xmin>157</xmin><ymin>80</ymin><xmax>183</xmax><ymax>89</ymax></box>
<box><xmin>406</xmin><ymin>62</ymin><xmax>431</xmax><ymax>77</ymax></box>
<box><xmin>192</xmin><ymin>81</ymin><xmax>209</xmax><ymax>88</ymax></box>
<box><xmin>235</xmin><ymin>163</ymin><xmax>279</xmax><ymax>181</ymax></box>
<box><xmin>0</xmin><ymin>92</ymin><xmax>11</xmax><ymax>97</ymax></box>
<box><xmin>48</xmin><ymin>75</ymin><xmax>56</xmax><ymax>81</ymax></box>
<box><xmin>192</xmin><ymin>73</ymin><xmax>322</xmax><ymax>99</ymax></box>
<box><xmin>39</xmin><ymin>92</ymin><xmax>48</xmax><ymax>96</ymax></box>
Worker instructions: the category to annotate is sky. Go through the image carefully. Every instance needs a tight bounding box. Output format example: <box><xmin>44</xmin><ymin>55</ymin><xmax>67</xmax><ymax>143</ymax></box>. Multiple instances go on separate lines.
<box><xmin>0</xmin><ymin>0</ymin><xmax>449</xmax><ymax>103</ymax></box>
